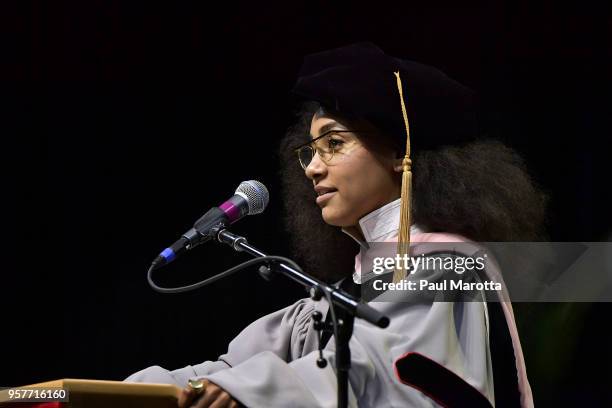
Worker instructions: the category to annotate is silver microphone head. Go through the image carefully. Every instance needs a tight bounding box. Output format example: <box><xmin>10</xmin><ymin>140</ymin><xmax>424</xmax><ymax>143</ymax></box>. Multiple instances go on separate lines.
<box><xmin>235</xmin><ymin>180</ymin><xmax>269</xmax><ymax>215</ymax></box>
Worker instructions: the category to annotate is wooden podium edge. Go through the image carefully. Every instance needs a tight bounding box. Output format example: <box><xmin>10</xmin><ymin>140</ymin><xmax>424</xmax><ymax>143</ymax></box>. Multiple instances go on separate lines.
<box><xmin>0</xmin><ymin>378</ymin><xmax>181</xmax><ymax>404</ymax></box>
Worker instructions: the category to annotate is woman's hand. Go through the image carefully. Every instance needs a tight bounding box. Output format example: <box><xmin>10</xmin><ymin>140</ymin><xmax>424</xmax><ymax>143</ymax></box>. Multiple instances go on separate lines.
<box><xmin>178</xmin><ymin>379</ymin><xmax>239</xmax><ymax>408</ymax></box>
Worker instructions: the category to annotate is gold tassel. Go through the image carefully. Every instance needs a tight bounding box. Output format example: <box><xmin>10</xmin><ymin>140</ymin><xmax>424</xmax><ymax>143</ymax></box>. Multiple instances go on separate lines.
<box><xmin>393</xmin><ymin>71</ymin><xmax>412</xmax><ymax>283</ymax></box>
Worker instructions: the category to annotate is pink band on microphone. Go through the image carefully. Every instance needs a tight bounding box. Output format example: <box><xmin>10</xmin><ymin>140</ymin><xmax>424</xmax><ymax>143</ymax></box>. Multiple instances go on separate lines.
<box><xmin>219</xmin><ymin>201</ymin><xmax>241</xmax><ymax>223</ymax></box>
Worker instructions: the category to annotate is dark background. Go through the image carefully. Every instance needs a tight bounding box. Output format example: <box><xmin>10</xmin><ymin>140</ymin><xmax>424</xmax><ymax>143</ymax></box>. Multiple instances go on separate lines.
<box><xmin>3</xmin><ymin>1</ymin><xmax>611</xmax><ymax>406</ymax></box>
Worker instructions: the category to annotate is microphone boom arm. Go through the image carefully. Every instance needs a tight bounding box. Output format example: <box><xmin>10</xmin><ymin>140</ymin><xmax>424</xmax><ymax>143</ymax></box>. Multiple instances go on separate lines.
<box><xmin>214</xmin><ymin>228</ymin><xmax>390</xmax><ymax>329</ymax></box>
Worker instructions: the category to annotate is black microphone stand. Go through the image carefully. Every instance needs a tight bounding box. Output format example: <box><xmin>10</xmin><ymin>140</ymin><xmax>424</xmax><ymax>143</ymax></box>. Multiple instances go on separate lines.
<box><xmin>334</xmin><ymin>307</ymin><xmax>355</xmax><ymax>408</ymax></box>
<box><xmin>213</xmin><ymin>227</ymin><xmax>389</xmax><ymax>408</ymax></box>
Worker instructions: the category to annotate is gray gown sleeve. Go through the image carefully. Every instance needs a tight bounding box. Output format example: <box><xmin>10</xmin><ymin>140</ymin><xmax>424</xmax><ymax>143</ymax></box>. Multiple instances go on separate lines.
<box><xmin>194</xmin><ymin>299</ymin><xmax>493</xmax><ymax>408</ymax></box>
<box><xmin>125</xmin><ymin>281</ymin><xmax>493</xmax><ymax>407</ymax></box>
<box><xmin>124</xmin><ymin>298</ymin><xmax>315</xmax><ymax>385</ymax></box>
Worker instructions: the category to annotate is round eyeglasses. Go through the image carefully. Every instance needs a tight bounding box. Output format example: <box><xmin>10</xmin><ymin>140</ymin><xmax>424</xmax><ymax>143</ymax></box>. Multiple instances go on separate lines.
<box><xmin>293</xmin><ymin>130</ymin><xmax>367</xmax><ymax>170</ymax></box>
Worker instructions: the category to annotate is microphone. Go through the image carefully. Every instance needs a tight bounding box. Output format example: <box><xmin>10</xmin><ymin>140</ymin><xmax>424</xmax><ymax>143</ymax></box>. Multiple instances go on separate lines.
<box><xmin>152</xmin><ymin>180</ymin><xmax>269</xmax><ymax>269</ymax></box>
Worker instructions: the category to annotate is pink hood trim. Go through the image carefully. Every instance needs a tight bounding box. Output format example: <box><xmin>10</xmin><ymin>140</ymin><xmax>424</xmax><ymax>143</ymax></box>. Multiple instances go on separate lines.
<box><xmin>356</xmin><ymin>231</ymin><xmax>534</xmax><ymax>408</ymax></box>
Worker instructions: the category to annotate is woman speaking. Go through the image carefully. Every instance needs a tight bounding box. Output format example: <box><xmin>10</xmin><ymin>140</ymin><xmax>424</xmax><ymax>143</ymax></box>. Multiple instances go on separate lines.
<box><xmin>126</xmin><ymin>42</ymin><xmax>545</xmax><ymax>408</ymax></box>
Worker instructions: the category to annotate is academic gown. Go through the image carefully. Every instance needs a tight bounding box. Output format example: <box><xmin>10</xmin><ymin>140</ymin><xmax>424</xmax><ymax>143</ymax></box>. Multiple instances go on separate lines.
<box><xmin>125</xmin><ymin>199</ymin><xmax>533</xmax><ymax>407</ymax></box>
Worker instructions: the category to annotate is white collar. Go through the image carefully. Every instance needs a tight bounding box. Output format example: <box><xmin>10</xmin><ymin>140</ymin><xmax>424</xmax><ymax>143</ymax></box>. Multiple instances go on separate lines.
<box><xmin>341</xmin><ymin>198</ymin><xmax>423</xmax><ymax>249</ymax></box>
<box><xmin>341</xmin><ymin>198</ymin><xmax>424</xmax><ymax>285</ymax></box>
